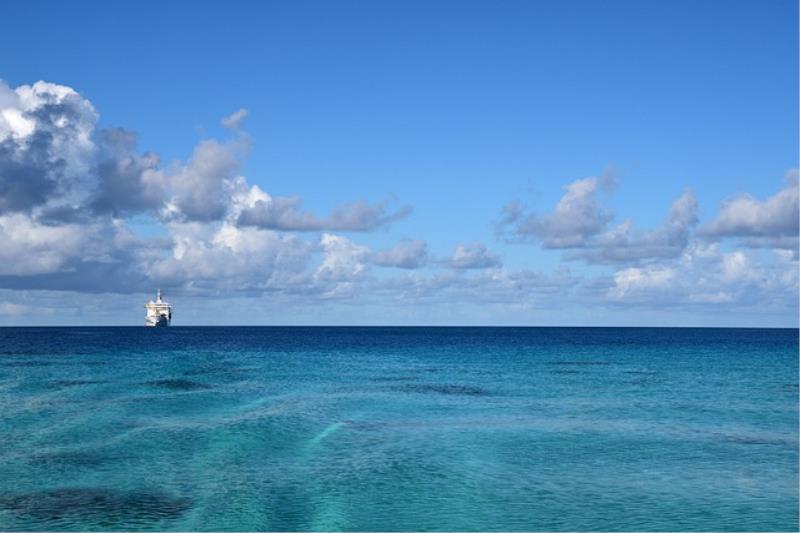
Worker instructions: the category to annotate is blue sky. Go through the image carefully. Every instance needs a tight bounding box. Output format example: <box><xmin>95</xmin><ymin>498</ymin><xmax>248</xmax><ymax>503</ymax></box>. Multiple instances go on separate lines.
<box><xmin>0</xmin><ymin>0</ymin><xmax>797</xmax><ymax>325</ymax></box>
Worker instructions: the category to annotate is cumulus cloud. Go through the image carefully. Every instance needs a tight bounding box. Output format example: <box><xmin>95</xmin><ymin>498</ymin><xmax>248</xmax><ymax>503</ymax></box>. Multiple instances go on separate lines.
<box><xmin>499</xmin><ymin>173</ymin><xmax>698</xmax><ymax>264</ymax></box>
<box><xmin>499</xmin><ymin>174</ymin><xmax>614</xmax><ymax>248</ymax></box>
<box><xmin>1</xmin><ymin>79</ymin><xmax>796</xmax><ymax>323</ymax></box>
<box><xmin>703</xmin><ymin>171</ymin><xmax>799</xmax><ymax>249</ymax></box>
<box><xmin>0</xmin><ymin>79</ymin><xmax>412</xmax><ymax>300</ymax></box>
<box><xmin>446</xmin><ymin>242</ymin><xmax>502</xmax><ymax>269</ymax></box>
<box><xmin>89</xmin><ymin>129</ymin><xmax>166</xmax><ymax>216</ymax></box>
<box><xmin>371</xmin><ymin>239</ymin><xmax>428</xmax><ymax>269</ymax></box>
<box><xmin>496</xmin><ymin>171</ymin><xmax>797</xmax><ymax>313</ymax></box>
<box><xmin>313</xmin><ymin>233</ymin><xmax>371</xmax><ymax>298</ymax></box>
<box><xmin>569</xmin><ymin>189</ymin><xmax>699</xmax><ymax>264</ymax></box>
<box><xmin>162</xmin><ymin>138</ymin><xmax>245</xmax><ymax>222</ymax></box>
<box><xmin>0</xmin><ymin>213</ymin><xmax>95</xmax><ymax>276</ymax></box>
<box><xmin>0</xmin><ymin>212</ymin><xmax>162</xmax><ymax>293</ymax></box>
<box><xmin>605</xmin><ymin>242</ymin><xmax>798</xmax><ymax>309</ymax></box>
<box><xmin>147</xmin><ymin>221</ymin><xmax>313</xmax><ymax>294</ymax></box>
<box><xmin>0</xmin><ymin>79</ymin><xmax>410</xmax><ymax>231</ymax></box>
<box><xmin>0</xmin><ymin>80</ymin><xmax>97</xmax><ymax>213</ymax></box>
<box><xmin>607</xmin><ymin>266</ymin><xmax>676</xmax><ymax>300</ymax></box>
<box><xmin>237</xmin><ymin>194</ymin><xmax>411</xmax><ymax>232</ymax></box>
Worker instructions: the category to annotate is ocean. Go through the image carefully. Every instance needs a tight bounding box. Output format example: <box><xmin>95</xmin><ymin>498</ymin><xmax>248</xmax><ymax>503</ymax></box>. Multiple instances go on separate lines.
<box><xmin>0</xmin><ymin>327</ymin><xmax>797</xmax><ymax>531</ymax></box>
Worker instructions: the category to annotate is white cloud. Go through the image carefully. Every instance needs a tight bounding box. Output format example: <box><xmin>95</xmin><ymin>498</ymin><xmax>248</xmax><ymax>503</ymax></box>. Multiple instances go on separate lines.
<box><xmin>0</xmin><ymin>78</ymin><xmax>410</xmax><ymax>231</ymax></box>
<box><xmin>606</xmin><ymin>243</ymin><xmax>798</xmax><ymax>309</ymax></box>
<box><xmin>0</xmin><ymin>79</ymin><xmax>412</xmax><ymax>300</ymax></box>
<box><xmin>720</xmin><ymin>250</ymin><xmax>756</xmax><ymax>283</ymax></box>
<box><xmin>0</xmin><ymin>80</ymin><xmax>98</xmax><ymax>212</ymax></box>
<box><xmin>237</xmin><ymin>195</ymin><xmax>411</xmax><ymax>232</ymax></box>
<box><xmin>704</xmin><ymin>171</ymin><xmax>799</xmax><ymax>246</ymax></box>
<box><xmin>163</xmin><ymin>138</ymin><xmax>245</xmax><ymax>222</ymax></box>
<box><xmin>499</xmin><ymin>174</ymin><xmax>614</xmax><ymax>248</ymax></box>
<box><xmin>221</xmin><ymin>108</ymin><xmax>248</xmax><ymax>130</ymax></box>
<box><xmin>607</xmin><ymin>266</ymin><xmax>676</xmax><ymax>300</ymax></box>
<box><xmin>0</xmin><ymin>79</ymin><xmax>796</xmax><ymax>324</ymax></box>
<box><xmin>90</xmin><ymin>128</ymin><xmax>167</xmax><ymax>216</ymax></box>
<box><xmin>0</xmin><ymin>209</ymin><xmax>167</xmax><ymax>294</ymax></box>
<box><xmin>147</xmin><ymin>221</ymin><xmax>313</xmax><ymax>294</ymax></box>
<box><xmin>371</xmin><ymin>239</ymin><xmax>428</xmax><ymax>269</ymax></box>
<box><xmin>446</xmin><ymin>242</ymin><xmax>502</xmax><ymax>269</ymax></box>
<box><xmin>500</xmin><ymin>174</ymin><xmax>699</xmax><ymax>264</ymax></box>
<box><xmin>569</xmin><ymin>189</ymin><xmax>699</xmax><ymax>264</ymax></box>
<box><xmin>0</xmin><ymin>213</ymin><xmax>91</xmax><ymax>275</ymax></box>
<box><xmin>314</xmin><ymin>233</ymin><xmax>371</xmax><ymax>298</ymax></box>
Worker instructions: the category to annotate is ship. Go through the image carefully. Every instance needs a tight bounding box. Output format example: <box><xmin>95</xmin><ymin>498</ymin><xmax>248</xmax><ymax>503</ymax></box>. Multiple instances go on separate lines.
<box><xmin>145</xmin><ymin>289</ymin><xmax>172</xmax><ymax>327</ymax></box>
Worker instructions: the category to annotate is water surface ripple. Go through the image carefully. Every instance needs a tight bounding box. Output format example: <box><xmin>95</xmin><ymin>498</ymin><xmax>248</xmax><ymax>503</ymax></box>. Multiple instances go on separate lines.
<box><xmin>0</xmin><ymin>327</ymin><xmax>797</xmax><ymax>531</ymax></box>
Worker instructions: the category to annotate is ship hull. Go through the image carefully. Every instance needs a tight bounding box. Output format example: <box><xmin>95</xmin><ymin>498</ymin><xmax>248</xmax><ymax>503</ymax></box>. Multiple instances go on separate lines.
<box><xmin>145</xmin><ymin>315</ymin><xmax>170</xmax><ymax>327</ymax></box>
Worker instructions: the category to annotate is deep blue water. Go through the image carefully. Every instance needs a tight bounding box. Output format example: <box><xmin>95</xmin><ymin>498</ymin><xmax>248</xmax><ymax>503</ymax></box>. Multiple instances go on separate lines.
<box><xmin>0</xmin><ymin>327</ymin><xmax>797</xmax><ymax>531</ymax></box>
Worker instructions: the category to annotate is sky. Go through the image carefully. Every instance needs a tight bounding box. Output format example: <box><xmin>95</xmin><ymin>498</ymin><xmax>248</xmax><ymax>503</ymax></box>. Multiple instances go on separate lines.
<box><xmin>0</xmin><ymin>0</ymin><xmax>797</xmax><ymax>326</ymax></box>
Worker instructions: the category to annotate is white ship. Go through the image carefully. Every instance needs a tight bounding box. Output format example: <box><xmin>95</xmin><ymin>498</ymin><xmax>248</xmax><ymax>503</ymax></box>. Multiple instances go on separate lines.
<box><xmin>145</xmin><ymin>289</ymin><xmax>172</xmax><ymax>327</ymax></box>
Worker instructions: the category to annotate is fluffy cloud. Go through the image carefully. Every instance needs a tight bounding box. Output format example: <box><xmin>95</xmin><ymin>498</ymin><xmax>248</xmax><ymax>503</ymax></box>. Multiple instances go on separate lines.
<box><xmin>499</xmin><ymin>173</ymin><xmax>699</xmax><ymax>264</ymax></box>
<box><xmin>607</xmin><ymin>266</ymin><xmax>676</xmax><ymax>300</ymax></box>
<box><xmin>0</xmin><ymin>79</ymin><xmax>411</xmax><ymax>231</ymax></box>
<box><xmin>371</xmin><ymin>239</ymin><xmax>428</xmax><ymax>269</ymax></box>
<box><xmin>313</xmin><ymin>233</ymin><xmax>371</xmax><ymax>298</ymax></box>
<box><xmin>162</xmin><ymin>138</ymin><xmax>247</xmax><ymax>222</ymax></box>
<box><xmin>446</xmin><ymin>242</ymin><xmax>502</xmax><ymax>269</ymax></box>
<box><xmin>237</xmin><ymin>194</ymin><xmax>411</xmax><ymax>232</ymax></box>
<box><xmin>0</xmin><ymin>80</ymin><xmax>418</xmax><ymax>301</ymax></box>
<box><xmin>569</xmin><ymin>189</ymin><xmax>699</xmax><ymax>264</ymax></box>
<box><xmin>0</xmin><ymin>80</ymin><xmax>97</xmax><ymax>213</ymax></box>
<box><xmin>146</xmin><ymin>221</ymin><xmax>313</xmax><ymax>294</ymax></box>
<box><xmin>0</xmin><ymin>213</ymin><xmax>96</xmax><ymax>276</ymax></box>
<box><xmin>0</xmin><ymin>79</ymin><xmax>796</xmax><ymax>324</ymax></box>
<box><xmin>0</xmin><ymin>212</ymin><xmax>161</xmax><ymax>293</ymax></box>
<box><xmin>89</xmin><ymin>129</ymin><xmax>166</xmax><ymax>216</ymax></box>
<box><xmin>496</xmin><ymin>170</ymin><xmax>796</xmax><ymax>314</ymax></box>
<box><xmin>499</xmin><ymin>175</ymin><xmax>614</xmax><ymax>248</ymax></box>
<box><xmin>703</xmin><ymin>171</ymin><xmax>799</xmax><ymax>249</ymax></box>
<box><xmin>606</xmin><ymin>243</ymin><xmax>798</xmax><ymax>308</ymax></box>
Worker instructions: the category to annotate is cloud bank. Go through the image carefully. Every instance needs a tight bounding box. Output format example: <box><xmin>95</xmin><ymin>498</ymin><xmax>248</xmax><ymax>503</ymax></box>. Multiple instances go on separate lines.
<box><xmin>0</xmin><ymin>80</ymin><xmax>414</xmax><ymax>300</ymax></box>
<box><xmin>0</xmin><ymin>79</ymin><xmax>796</xmax><ymax>323</ymax></box>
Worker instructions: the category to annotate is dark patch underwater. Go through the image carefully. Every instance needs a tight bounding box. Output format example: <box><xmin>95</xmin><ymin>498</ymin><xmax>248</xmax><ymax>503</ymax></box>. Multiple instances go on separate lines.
<box><xmin>0</xmin><ymin>487</ymin><xmax>192</xmax><ymax>526</ymax></box>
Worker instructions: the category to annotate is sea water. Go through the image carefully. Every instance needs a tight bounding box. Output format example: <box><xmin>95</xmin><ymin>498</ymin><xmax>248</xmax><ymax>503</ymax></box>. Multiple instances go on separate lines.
<box><xmin>0</xmin><ymin>327</ymin><xmax>797</xmax><ymax>531</ymax></box>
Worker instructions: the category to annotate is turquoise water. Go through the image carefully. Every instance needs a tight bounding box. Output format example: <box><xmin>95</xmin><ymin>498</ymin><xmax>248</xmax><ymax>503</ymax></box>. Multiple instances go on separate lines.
<box><xmin>0</xmin><ymin>327</ymin><xmax>797</xmax><ymax>531</ymax></box>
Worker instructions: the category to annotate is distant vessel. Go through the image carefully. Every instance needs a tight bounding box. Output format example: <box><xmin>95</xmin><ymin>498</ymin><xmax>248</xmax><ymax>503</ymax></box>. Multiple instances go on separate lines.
<box><xmin>145</xmin><ymin>290</ymin><xmax>172</xmax><ymax>327</ymax></box>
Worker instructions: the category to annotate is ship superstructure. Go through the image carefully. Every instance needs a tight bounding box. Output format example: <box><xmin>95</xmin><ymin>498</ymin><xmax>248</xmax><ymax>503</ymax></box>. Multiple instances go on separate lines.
<box><xmin>145</xmin><ymin>289</ymin><xmax>172</xmax><ymax>327</ymax></box>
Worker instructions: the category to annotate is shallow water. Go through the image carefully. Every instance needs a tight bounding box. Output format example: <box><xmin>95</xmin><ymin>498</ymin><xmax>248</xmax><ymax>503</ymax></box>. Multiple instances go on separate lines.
<box><xmin>0</xmin><ymin>327</ymin><xmax>797</xmax><ymax>531</ymax></box>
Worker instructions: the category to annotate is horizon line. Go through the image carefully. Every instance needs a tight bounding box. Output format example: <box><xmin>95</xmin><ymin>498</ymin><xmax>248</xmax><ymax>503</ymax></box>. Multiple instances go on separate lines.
<box><xmin>0</xmin><ymin>324</ymin><xmax>796</xmax><ymax>329</ymax></box>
